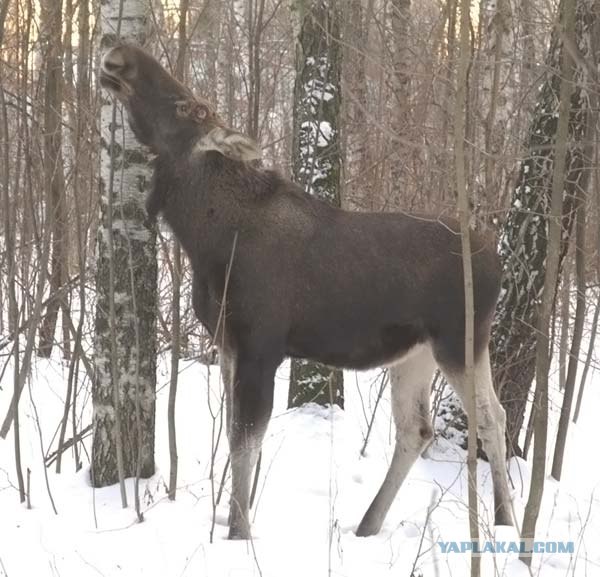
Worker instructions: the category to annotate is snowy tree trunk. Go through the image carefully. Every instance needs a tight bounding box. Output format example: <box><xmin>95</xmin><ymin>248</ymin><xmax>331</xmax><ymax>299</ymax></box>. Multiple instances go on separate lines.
<box><xmin>288</xmin><ymin>0</ymin><xmax>344</xmax><ymax>409</ymax></box>
<box><xmin>91</xmin><ymin>1</ymin><xmax>157</xmax><ymax>487</ymax></box>
<box><xmin>490</xmin><ymin>0</ymin><xmax>597</xmax><ymax>456</ymax></box>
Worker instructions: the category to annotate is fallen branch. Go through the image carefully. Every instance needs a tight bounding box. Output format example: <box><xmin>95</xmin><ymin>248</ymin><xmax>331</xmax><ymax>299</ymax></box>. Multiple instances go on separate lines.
<box><xmin>45</xmin><ymin>424</ymin><xmax>92</xmax><ymax>468</ymax></box>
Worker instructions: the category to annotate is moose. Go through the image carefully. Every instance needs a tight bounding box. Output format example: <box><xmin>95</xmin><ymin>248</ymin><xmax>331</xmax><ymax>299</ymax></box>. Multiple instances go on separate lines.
<box><xmin>100</xmin><ymin>44</ymin><xmax>513</xmax><ymax>539</ymax></box>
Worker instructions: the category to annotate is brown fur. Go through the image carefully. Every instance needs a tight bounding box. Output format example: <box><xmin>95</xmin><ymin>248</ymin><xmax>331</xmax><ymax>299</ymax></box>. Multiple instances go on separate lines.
<box><xmin>100</xmin><ymin>44</ymin><xmax>510</xmax><ymax>539</ymax></box>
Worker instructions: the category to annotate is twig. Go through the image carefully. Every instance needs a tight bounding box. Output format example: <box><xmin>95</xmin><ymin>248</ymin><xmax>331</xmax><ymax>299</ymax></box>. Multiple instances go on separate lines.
<box><xmin>209</xmin><ymin>381</ymin><xmax>226</xmax><ymax>544</ymax></box>
<box><xmin>215</xmin><ymin>455</ymin><xmax>230</xmax><ymax>507</ymax></box>
<box><xmin>360</xmin><ymin>370</ymin><xmax>388</xmax><ymax>457</ymax></box>
<box><xmin>0</xmin><ymin>554</ymin><xmax>9</xmax><ymax>577</ymax></box>
<box><xmin>410</xmin><ymin>488</ymin><xmax>441</xmax><ymax>577</ymax></box>
<box><xmin>56</xmin><ymin>329</ymin><xmax>81</xmax><ymax>474</ymax></box>
<box><xmin>114</xmin><ymin>104</ymin><xmax>145</xmax><ymax>522</ymax></box>
<box><xmin>208</xmin><ymin>233</ymin><xmax>238</xmax><ymax>542</ymax></box>
<box><xmin>249</xmin><ymin>451</ymin><xmax>262</xmax><ymax>509</ymax></box>
<box><xmin>0</xmin><ymin>273</ymin><xmax>83</xmax><ymax>353</ymax></box>
<box><xmin>454</xmin><ymin>0</ymin><xmax>479</xmax><ymax>574</ymax></box>
<box><xmin>26</xmin><ymin>468</ymin><xmax>30</xmax><ymax>510</ymax></box>
<box><xmin>45</xmin><ymin>424</ymin><xmax>93</xmax><ymax>468</ymax></box>
<box><xmin>27</xmin><ymin>375</ymin><xmax>58</xmax><ymax>514</ymax></box>
<box><xmin>102</xmin><ymin>0</ymin><xmax>128</xmax><ymax>511</ymax></box>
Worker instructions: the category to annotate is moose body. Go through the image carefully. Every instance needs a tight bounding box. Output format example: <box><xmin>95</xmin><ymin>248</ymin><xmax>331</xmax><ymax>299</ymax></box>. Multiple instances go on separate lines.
<box><xmin>100</xmin><ymin>44</ymin><xmax>513</xmax><ymax>539</ymax></box>
<box><xmin>159</xmin><ymin>155</ymin><xmax>498</xmax><ymax>371</ymax></box>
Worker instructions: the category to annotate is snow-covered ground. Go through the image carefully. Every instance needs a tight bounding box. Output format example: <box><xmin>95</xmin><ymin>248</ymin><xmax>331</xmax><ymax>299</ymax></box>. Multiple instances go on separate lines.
<box><xmin>0</xmin><ymin>353</ymin><xmax>598</xmax><ymax>576</ymax></box>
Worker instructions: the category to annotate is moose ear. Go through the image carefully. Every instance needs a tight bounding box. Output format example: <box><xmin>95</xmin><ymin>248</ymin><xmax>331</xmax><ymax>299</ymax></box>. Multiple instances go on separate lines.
<box><xmin>192</xmin><ymin>102</ymin><xmax>209</xmax><ymax>122</ymax></box>
<box><xmin>194</xmin><ymin>126</ymin><xmax>262</xmax><ymax>162</ymax></box>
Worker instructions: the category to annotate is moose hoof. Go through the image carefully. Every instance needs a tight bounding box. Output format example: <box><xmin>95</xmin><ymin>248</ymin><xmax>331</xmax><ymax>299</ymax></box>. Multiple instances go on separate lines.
<box><xmin>356</xmin><ymin>506</ymin><xmax>384</xmax><ymax>537</ymax></box>
<box><xmin>228</xmin><ymin>507</ymin><xmax>251</xmax><ymax>539</ymax></box>
<box><xmin>494</xmin><ymin>509</ymin><xmax>513</xmax><ymax>527</ymax></box>
<box><xmin>228</xmin><ymin>516</ymin><xmax>252</xmax><ymax>540</ymax></box>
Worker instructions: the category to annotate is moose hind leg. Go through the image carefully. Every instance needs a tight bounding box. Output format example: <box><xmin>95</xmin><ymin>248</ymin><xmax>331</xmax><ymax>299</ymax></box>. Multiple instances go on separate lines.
<box><xmin>439</xmin><ymin>352</ymin><xmax>513</xmax><ymax>526</ymax></box>
<box><xmin>473</xmin><ymin>353</ymin><xmax>513</xmax><ymax>525</ymax></box>
<box><xmin>356</xmin><ymin>345</ymin><xmax>436</xmax><ymax>537</ymax></box>
<box><xmin>227</xmin><ymin>352</ymin><xmax>277</xmax><ymax>540</ymax></box>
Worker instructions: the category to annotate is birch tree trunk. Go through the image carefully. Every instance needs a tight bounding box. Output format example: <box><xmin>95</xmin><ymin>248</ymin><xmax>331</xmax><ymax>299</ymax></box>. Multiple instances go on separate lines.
<box><xmin>91</xmin><ymin>0</ymin><xmax>157</xmax><ymax>488</ymax></box>
<box><xmin>288</xmin><ymin>0</ymin><xmax>344</xmax><ymax>409</ymax></box>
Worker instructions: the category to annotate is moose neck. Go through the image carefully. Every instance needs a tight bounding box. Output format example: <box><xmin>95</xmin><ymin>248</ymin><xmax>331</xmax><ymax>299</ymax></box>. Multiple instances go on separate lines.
<box><xmin>154</xmin><ymin>151</ymin><xmax>255</xmax><ymax>270</ymax></box>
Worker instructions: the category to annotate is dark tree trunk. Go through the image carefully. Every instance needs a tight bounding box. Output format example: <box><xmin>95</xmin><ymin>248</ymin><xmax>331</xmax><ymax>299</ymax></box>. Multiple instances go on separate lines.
<box><xmin>38</xmin><ymin>0</ymin><xmax>66</xmax><ymax>358</ymax></box>
<box><xmin>288</xmin><ymin>0</ymin><xmax>344</xmax><ymax>409</ymax></box>
<box><xmin>343</xmin><ymin>0</ymin><xmax>370</xmax><ymax>208</ymax></box>
<box><xmin>389</xmin><ymin>0</ymin><xmax>411</xmax><ymax>206</ymax></box>
<box><xmin>490</xmin><ymin>0</ymin><xmax>596</xmax><ymax>456</ymax></box>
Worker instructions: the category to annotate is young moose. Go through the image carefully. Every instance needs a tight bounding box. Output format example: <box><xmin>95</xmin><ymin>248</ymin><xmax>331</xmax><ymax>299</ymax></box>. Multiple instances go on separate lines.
<box><xmin>100</xmin><ymin>44</ymin><xmax>513</xmax><ymax>539</ymax></box>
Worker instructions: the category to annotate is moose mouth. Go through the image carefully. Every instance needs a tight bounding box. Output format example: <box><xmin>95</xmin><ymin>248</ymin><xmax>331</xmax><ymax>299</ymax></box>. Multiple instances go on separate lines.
<box><xmin>99</xmin><ymin>70</ymin><xmax>124</xmax><ymax>94</ymax></box>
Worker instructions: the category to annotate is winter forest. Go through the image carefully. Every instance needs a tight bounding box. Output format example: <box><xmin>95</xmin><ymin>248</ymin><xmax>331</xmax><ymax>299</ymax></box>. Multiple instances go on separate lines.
<box><xmin>1</xmin><ymin>0</ymin><xmax>600</xmax><ymax>575</ymax></box>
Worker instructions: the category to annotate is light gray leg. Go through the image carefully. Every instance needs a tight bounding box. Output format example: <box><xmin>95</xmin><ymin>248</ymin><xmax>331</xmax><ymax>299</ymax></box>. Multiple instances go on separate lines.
<box><xmin>473</xmin><ymin>353</ymin><xmax>513</xmax><ymax>525</ymax></box>
<box><xmin>440</xmin><ymin>352</ymin><xmax>513</xmax><ymax>526</ymax></box>
<box><xmin>226</xmin><ymin>353</ymin><xmax>276</xmax><ymax>540</ymax></box>
<box><xmin>357</xmin><ymin>345</ymin><xmax>436</xmax><ymax>537</ymax></box>
<box><xmin>229</xmin><ymin>434</ymin><xmax>263</xmax><ymax>539</ymax></box>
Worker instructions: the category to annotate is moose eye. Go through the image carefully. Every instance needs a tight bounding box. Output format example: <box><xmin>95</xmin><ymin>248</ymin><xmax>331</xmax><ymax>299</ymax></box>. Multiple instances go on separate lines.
<box><xmin>176</xmin><ymin>101</ymin><xmax>190</xmax><ymax>117</ymax></box>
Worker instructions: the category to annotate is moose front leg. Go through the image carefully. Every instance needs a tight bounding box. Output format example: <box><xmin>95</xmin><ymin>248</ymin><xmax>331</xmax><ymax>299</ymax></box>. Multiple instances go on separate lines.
<box><xmin>227</xmin><ymin>352</ymin><xmax>277</xmax><ymax>540</ymax></box>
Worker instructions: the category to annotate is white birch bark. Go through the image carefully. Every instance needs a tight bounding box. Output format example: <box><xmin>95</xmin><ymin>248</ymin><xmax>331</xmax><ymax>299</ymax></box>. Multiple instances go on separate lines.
<box><xmin>91</xmin><ymin>0</ymin><xmax>157</xmax><ymax>487</ymax></box>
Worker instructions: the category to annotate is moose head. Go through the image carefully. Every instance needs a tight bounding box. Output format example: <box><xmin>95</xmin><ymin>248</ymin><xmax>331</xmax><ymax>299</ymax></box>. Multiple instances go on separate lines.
<box><xmin>100</xmin><ymin>44</ymin><xmax>261</xmax><ymax>162</ymax></box>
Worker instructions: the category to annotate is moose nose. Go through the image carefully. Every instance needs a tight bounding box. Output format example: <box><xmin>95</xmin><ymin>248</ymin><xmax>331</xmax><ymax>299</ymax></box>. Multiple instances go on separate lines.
<box><xmin>102</xmin><ymin>49</ymin><xmax>125</xmax><ymax>73</ymax></box>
